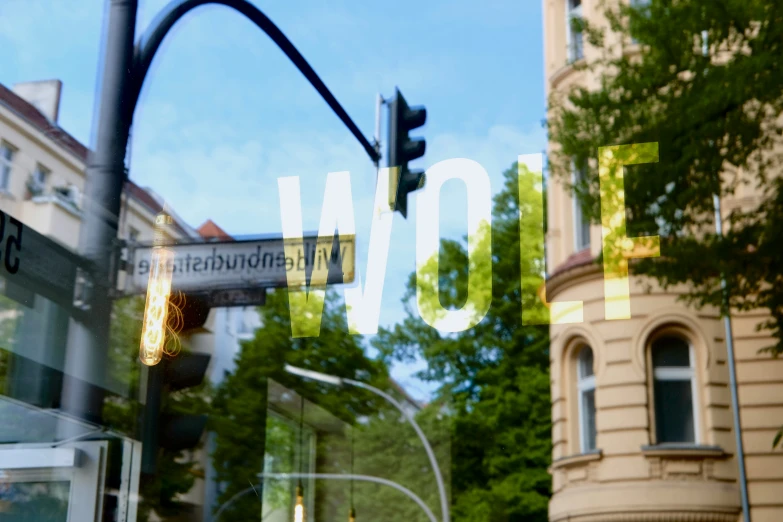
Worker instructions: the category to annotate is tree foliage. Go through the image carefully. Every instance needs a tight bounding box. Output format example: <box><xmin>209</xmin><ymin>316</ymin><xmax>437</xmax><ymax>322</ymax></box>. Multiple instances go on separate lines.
<box><xmin>348</xmin><ymin>403</ymin><xmax>451</xmax><ymax>522</ymax></box>
<box><xmin>373</xmin><ymin>163</ymin><xmax>552</xmax><ymax>522</ymax></box>
<box><xmin>211</xmin><ymin>288</ymin><xmax>389</xmax><ymax>521</ymax></box>
<box><xmin>547</xmin><ymin>0</ymin><xmax>783</xmax><ymax>354</ymax></box>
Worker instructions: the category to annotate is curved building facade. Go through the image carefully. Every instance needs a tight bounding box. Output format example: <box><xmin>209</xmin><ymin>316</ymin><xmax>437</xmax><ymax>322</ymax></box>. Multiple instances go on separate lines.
<box><xmin>543</xmin><ymin>1</ymin><xmax>783</xmax><ymax>521</ymax></box>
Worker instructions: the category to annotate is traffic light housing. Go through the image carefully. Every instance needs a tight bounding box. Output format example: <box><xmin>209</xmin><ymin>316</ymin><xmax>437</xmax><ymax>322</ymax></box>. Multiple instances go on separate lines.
<box><xmin>141</xmin><ymin>351</ymin><xmax>211</xmax><ymax>475</ymax></box>
<box><xmin>387</xmin><ymin>88</ymin><xmax>427</xmax><ymax>218</ymax></box>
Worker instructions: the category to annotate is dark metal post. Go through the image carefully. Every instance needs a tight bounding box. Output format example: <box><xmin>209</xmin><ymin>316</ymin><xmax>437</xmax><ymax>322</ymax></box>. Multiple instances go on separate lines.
<box><xmin>60</xmin><ymin>0</ymin><xmax>138</xmax><ymax>427</ymax></box>
<box><xmin>713</xmin><ymin>194</ymin><xmax>751</xmax><ymax>522</ymax></box>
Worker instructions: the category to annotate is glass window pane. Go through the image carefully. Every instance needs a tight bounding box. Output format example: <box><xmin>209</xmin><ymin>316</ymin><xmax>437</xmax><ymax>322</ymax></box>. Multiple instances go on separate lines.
<box><xmin>654</xmin><ymin>379</ymin><xmax>695</xmax><ymax>443</ymax></box>
<box><xmin>578</xmin><ymin>346</ymin><xmax>594</xmax><ymax>378</ymax></box>
<box><xmin>581</xmin><ymin>388</ymin><xmax>596</xmax><ymax>451</ymax></box>
<box><xmin>0</xmin><ymin>480</ymin><xmax>70</xmax><ymax>522</ymax></box>
<box><xmin>573</xmin><ymin>166</ymin><xmax>590</xmax><ymax>249</ymax></box>
<box><xmin>652</xmin><ymin>337</ymin><xmax>690</xmax><ymax>367</ymax></box>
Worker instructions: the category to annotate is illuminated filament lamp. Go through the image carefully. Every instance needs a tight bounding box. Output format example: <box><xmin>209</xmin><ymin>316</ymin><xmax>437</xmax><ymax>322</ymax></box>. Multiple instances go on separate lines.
<box><xmin>294</xmin><ymin>482</ymin><xmax>306</xmax><ymax>522</ymax></box>
<box><xmin>139</xmin><ymin>211</ymin><xmax>175</xmax><ymax>366</ymax></box>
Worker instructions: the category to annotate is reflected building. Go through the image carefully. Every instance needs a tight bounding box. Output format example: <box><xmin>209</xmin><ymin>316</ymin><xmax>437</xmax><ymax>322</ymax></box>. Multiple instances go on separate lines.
<box><xmin>543</xmin><ymin>2</ymin><xmax>783</xmax><ymax>522</ymax></box>
<box><xmin>0</xmin><ymin>78</ymin><xmax>242</xmax><ymax>520</ymax></box>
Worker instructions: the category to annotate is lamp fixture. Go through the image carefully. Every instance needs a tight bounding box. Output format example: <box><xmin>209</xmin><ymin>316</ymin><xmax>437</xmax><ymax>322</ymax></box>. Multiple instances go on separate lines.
<box><xmin>139</xmin><ymin>210</ymin><xmax>174</xmax><ymax>366</ymax></box>
<box><xmin>294</xmin><ymin>394</ymin><xmax>306</xmax><ymax>522</ymax></box>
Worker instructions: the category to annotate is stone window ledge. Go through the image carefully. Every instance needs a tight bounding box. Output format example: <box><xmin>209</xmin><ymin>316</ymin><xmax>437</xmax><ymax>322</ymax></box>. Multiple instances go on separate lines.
<box><xmin>550</xmin><ymin>449</ymin><xmax>602</xmax><ymax>471</ymax></box>
<box><xmin>641</xmin><ymin>444</ymin><xmax>726</xmax><ymax>459</ymax></box>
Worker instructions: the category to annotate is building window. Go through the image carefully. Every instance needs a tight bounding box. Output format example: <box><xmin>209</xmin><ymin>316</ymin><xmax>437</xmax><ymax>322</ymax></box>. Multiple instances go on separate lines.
<box><xmin>566</xmin><ymin>0</ymin><xmax>584</xmax><ymax>62</ymax></box>
<box><xmin>233</xmin><ymin>307</ymin><xmax>258</xmax><ymax>340</ymax></box>
<box><xmin>28</xmin><ymin>164</ymin><xmax>50</xmax><ymax>197</ymax></box>
<box><xmin>651</xmin><ymin>335</ymin><xmax>698</xmax><ymax>444</ymax></box>
<box><xmin>630</xmin><ymin>0</ymin><xmax>651</xmax><ymax>45</ymax></box>
<box><xmin>0</xmin><ymin>141</ymin><xmax>16</xmax><ymax>191</ymax></box>
<box><xmin>577</xmin><ymin>345</ymin><xmax>597</xmax><ymax>452</ymax></box>
<box><xmin>128</xmin><ymin>226</ymin><xmax>140</xmax><ymax>243</ymax></box>
<box><xmin>573</xmin><ymin>163</ymin><xmax>590</xmax><ymax>251</ymax></box>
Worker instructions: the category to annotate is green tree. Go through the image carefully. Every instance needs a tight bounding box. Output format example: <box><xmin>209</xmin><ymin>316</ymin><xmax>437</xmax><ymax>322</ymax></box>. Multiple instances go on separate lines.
<box><xmin>546</xmin><ymin>0</ymin><xmax>783</xmax><ymax>445</ymax></box>
<box><xmin>351</xmin><ymin>403</ymin><xmax>451</xmax><ymax>522</ymax></box>
<box><xmin>373</xmin><ymin>162</ymin><xmax>552</xmax><ymax>522</ymax></box>
<box><xmin>211</xmin><ymin>288</ymin><xmax>389</xmax><ymax>521</ymax></box>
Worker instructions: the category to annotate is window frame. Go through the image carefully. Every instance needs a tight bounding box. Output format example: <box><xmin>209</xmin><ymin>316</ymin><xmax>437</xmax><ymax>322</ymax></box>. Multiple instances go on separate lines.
<box><xmin>127</xmin><ymin>226</ymin><xmax>140</xmax><ymax>243</ymax></box>
<box><xmin>571</xmin><ymin>162</ymin><xmax>591</xmax><ymax>251</ymax></box>
<box><xmin>629</xmin><ymin>0</ymin><xmax>651</xmax><ymax>45</ymax></box>
<box><xmin>576</xmin><ymin>344</ymin><xmax>597</xmax><ymax>453</ymax></box>
<box><xmin>565</xmin><ymin>0</ymin><xmax>584</xmax><ymax>63</ymax></box>
<box><xmin>29</xmin><ymin>163</ymin><xmax>50</xmax><ymax>197</ymax></box>
<box><xmin>649</xmin><ymin>334</ymin><xmax>701</xmax><ymax>445</ymax></box>
<box><xmin>0</xmin><ymin>141</ymin><xmax>17</xmax><ymax>191</ymax></box>
<box><xmin>0</xmin><ymin>440</ymin><xmax>110</xmax><ymax>522</ymax></box>
<box><xmin>263</xmin><ymin>408</ymin><xmax>317</xmax><ymax>522</ymax></box>
<box><xmin>32</xmin><ymin>163</ymin><xmax>49</xmax><ymax>187</ymax></box>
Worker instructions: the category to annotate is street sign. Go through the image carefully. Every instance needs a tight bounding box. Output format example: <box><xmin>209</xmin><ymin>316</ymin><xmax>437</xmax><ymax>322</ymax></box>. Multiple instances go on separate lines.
<box><xmin>127</xmin><ymin>234</ymin><xmax>355</xmax><ymax>295</ymax></box>
<box><xmin>195</xmin><ymin>287</ymin><xmax>267</xmax><ymax>308</ymax></box>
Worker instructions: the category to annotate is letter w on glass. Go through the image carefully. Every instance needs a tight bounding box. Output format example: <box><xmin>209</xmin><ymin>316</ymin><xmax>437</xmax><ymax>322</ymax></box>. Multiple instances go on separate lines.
<box><xmin>278</xmin><ymin>170</ymin><xmax>394</xmax><ymax>338</ymax></box>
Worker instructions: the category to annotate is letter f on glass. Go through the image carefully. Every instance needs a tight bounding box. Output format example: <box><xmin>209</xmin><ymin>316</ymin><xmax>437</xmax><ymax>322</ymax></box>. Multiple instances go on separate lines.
<box><xmin>598</xmin><ymin>143</ymin><xmax>660</xmax><ymax>320</ymax></box>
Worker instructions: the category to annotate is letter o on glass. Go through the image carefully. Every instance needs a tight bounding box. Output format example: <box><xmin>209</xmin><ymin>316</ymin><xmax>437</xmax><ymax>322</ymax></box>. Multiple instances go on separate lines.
<box><xmin>416</xmin><ymin>158</ymin><xmax>492</xmax><ymax>333</ymax></box>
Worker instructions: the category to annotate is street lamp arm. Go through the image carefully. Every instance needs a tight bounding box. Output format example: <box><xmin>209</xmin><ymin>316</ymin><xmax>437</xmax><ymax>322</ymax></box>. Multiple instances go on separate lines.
<box><xmin>259</xmin><ymin>472</ymin><xmax>439</xmax><ymax>522</ymax></box>
<box><xmin>342</xmin><ymin>378</ymin><xmax>450</xmax><ymax>522</ymax></box>
<box><xmin>130</xmin><ymin>0</ymin><xmax>381</xmax><ymax>164</ymax></box>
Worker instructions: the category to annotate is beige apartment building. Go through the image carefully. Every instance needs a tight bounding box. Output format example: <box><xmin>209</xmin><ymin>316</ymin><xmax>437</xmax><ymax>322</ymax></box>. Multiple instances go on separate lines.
<box><xmin>0</xmin><ymin>79</ymin><xmax>197</xmax><ymax>250</ymax></box>
<box><xmin>543</xmin><ymin>1</ymin><xmax>783</xmax><ymax>521</ymax></box>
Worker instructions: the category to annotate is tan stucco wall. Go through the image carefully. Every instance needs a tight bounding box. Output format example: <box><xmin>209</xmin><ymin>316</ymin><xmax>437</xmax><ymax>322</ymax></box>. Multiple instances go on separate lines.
<box><xmin>547</xmin><ymin>266</ymin><xmax>783</xmax><ymax>521</ymax></box>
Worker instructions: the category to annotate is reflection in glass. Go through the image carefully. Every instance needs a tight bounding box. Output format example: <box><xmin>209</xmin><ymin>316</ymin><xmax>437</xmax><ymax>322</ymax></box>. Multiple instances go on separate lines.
<box><xmin>0</xmin><ymin>479</ymin><xmax>70</xmax><ymax>522</ymax></box>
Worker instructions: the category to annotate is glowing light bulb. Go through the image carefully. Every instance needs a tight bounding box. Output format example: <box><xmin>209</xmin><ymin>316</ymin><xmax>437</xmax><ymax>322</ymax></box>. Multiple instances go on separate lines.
<box><xmin>139</xmin><ymin>212</ymin><xmax>174</xmax><ymax>366</ymax></box>
<box><xmin>294</xmin><ymin>484</ymin><xmax>305</xmax><ymax>522</ymax></box>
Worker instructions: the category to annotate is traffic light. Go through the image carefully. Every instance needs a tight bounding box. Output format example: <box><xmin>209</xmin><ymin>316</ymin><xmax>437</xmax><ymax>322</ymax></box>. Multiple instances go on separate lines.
<box><xmin>141</xmin><ymin>351</ymin><xmax>211</xmax><ymax>475</ymax></box>
<box><xmin>387</xmin><ymin>88</ymin><xmax>427</xmax><ymax>218</ymax></box>
<box><xmin>141</xmin><ymin>292</ymin><xmax>212</xmax><ymax>475</ymax></box>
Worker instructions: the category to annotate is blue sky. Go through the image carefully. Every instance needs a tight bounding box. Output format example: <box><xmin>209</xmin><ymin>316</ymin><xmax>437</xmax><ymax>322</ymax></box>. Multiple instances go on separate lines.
<box><xmin>0</xmin><ymin>0</ymin><xmax>546</xmax><ymax>400</ymax></box>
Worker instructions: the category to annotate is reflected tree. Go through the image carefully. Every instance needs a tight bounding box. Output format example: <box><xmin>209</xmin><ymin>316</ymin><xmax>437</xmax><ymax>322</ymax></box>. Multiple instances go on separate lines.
<box><xmin>211</xmin><ymin>288</ymin><xmax>388</xmax><ymax>521</ymax></box>
<box><xmin>374</xmin><ymin>162</ymin><xmax>552</xmax><ymax>522</ymax></box>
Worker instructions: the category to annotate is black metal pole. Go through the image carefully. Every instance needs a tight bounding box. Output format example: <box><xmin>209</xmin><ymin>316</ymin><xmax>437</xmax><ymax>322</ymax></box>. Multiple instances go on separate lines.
<box><xmin>60</xmin><ymin>0</ymin><xmax>137</xmax><ymax>428</ymax></box>
<box><xmin>59</xmin><ymin>0</ymin><xmax>378</xmax><ymax>438</ymax></box>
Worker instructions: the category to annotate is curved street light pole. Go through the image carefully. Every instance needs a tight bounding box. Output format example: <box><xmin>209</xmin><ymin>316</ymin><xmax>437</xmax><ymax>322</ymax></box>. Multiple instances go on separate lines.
<box><xmin>63</xmin><ymin>0</ymin><xmax>381</xmax><ymax>424</ymax></box>
<box><xmin>284</xmin><ymin>364</ymin><xmax>449</xmax><ymax>522</ymax></box>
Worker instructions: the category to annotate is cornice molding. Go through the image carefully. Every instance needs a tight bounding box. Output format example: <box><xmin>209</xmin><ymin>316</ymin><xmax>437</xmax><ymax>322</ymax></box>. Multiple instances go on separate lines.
<box><xmin>546</xmin><ymin>258</ymin><xmax>602</xmax><ymax>300</ymax></box>
<box><xmin>550</xmin><ymin>449</ymin><xmax>603</xmax><ymax>471</ymax></box>
<box><xmin>641</xmin><ymin>445</ymin><xmax>727</xmax><ymax>459</ymax></box>
<box><xmin>551</xmin><ymin>512</ymin><xmax>739</xmax><ymax>522</ymax></box>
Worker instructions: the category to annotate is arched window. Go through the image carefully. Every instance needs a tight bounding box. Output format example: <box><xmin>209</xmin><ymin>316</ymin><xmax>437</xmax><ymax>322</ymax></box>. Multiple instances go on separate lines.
<box><xmin>566</xmin><ymin>0</ymin><xmax>584</xmax><ymax>63</ymax></box>
<box><xmin>572</xmin><ymin>162</ymin><xmax>590</xmax><ymax>251</ymax></box>
<box><xmin>577</xmin><ymin>345</ymin><xmax>597</xmax><ymax>452</ymax></box>
<box><xmin>651</xmin><ymin>336</ymin><xmax>698</xmax><ymax>444</ymax></box>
